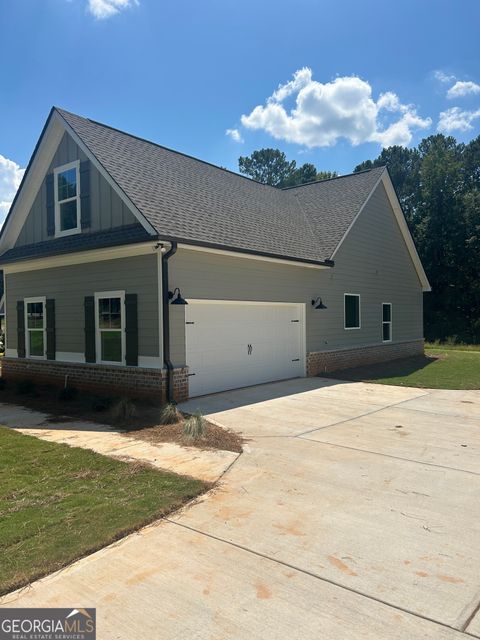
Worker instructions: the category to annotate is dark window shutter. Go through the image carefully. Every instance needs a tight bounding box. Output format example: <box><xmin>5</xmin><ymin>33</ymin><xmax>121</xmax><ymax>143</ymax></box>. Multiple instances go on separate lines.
<box><xmin>84</xmin><ymin>296</ymin><xmax>96</xmax><ymax>363</ymax></box>
<box><xmin>46</xmin><ymin>174</ymin><xmax>55</xmax><ymax>236</ymax></box>
<box><xmin>125</xmin><ymin>293</ymin><xmax>138</xmax><ymax>366</ymax></box>
<box><xmin>46</xmin><ymin>299</ymin><xmax>56</xmax><ymax>360</ymax></box>
<box><xmin>17</xmin><ymin>300</ymin><xmax>26</xmax><ymax>358</ymax></box>
<box><xmin>80</xmin><ymin>160</ymin><xmax>91</xmax><ymax>229</ymax></box>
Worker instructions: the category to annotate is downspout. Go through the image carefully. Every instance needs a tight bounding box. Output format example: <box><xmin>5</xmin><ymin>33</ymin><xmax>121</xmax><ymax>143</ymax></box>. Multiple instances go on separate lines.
<box><xmin>161</xmin><ymin>241</ymin><xmax>177</xmax><ymax>403</ymax></box>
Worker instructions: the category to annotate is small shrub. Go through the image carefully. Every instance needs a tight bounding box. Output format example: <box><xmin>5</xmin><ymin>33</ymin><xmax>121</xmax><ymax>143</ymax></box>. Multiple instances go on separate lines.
<box><xmin>0</xmin><ymin>378</ymin><xmax>7</xmax><ymax>390</ymax></box>
<box><xmin>110</xmin><ymin>397</ymin><xmax>137</xmax><ymax>423</ymax></box>
<box><xmin>183</xmin><ymin>413</ymin><xmax>206</xmax><ymax>440</ymax></box>
<box><xmin>91</xmin><ymin>395</ymin><xmax>114</xmax><ymax>412</ymax></box>
<box><xmin>15</xmin><ymin>379</ymin><xmax>35</xmax><ymax>395</ymax></box>
<box><xmin>58</xmin><ymin>386</ymin><xmax>78</xmax><ymax>402</ymax></box>
<box><xmin>159</xmin><ymin>403</ymin><xmax>180</xmax><ymax>425</ymax></box>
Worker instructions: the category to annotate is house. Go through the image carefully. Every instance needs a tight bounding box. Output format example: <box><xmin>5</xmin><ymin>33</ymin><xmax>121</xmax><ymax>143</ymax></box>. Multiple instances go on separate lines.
<box><xmin>0</xmin><ymin>108</ymin><xmax>430</xmax><ymax>402</ymax></box>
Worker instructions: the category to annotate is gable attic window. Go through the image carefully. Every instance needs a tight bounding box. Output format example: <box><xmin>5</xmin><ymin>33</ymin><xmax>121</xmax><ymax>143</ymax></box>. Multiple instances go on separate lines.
<box><xmin>54</xmin><ymin>160</ymin><xmax>81</xmax><ymax>236</ymax></box>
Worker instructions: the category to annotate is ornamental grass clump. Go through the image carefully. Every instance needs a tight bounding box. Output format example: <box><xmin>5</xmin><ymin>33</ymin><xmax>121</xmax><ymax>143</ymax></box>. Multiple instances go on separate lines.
<box><xmin>183</xmin><ymin>413</ymin><xmax>206</xmax><ymax>440</ymax></box>
<box><xmin>159</xmin><ymin>403</ymin><xmax>181</xmax><ymax>425</ymax></box>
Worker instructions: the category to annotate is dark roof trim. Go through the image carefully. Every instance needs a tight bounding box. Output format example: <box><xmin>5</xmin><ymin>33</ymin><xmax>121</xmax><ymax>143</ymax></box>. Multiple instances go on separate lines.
<box><xmin>0</xmin><ymin>226</ymin><xmax>156</xmax><ymax>265</ymax></box>
<box><xmin>159</xmin><ymin>235</ymin><xmax>335</xmax><ymax>267</ymax></box>
<box><xmin>55</xmin><ymin>109</ymin><xmax>157</xmax><ymax>236</ymax></box>
<box><xmin>281</xmin><ymin>167</ymin><xmax>387</xmax><ymax>191</ymax></box>
<box><xmin>56</xmin><ymin>108</ymin><xmax>276</xmax><ymax>191</ymax></box>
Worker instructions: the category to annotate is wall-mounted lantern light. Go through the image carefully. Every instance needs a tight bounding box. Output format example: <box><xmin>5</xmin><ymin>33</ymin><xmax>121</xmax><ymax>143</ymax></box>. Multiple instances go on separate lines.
<box><xmin>311</xmin><ymin>297</ymin><xmax>327</xmax><ymax>310</ymax></box>
<box><xmin>168</xmin><ymin>288</ymin><xmax>188</xmax><ymax>305</ymax></box>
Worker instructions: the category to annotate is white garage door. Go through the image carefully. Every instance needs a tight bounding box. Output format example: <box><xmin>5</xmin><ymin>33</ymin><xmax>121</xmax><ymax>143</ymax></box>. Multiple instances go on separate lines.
<box><xmin>185</xmin><ymin>301</ymin><xmax>305</xmax><ymax>397</ymax></box>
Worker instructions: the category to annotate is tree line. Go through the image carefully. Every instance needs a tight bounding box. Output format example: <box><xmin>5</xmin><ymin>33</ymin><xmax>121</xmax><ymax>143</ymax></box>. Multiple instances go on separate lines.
<box><xmin>238</xmin><ymin>136</ymin><xmax>480</xmax><ymax>343</ymax></box>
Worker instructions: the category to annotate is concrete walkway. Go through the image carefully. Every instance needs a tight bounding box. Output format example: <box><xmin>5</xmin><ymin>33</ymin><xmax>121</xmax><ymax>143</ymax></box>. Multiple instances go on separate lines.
<box><xmin>0</xmin><ymin>403</ymin><xmax>239</xmax><ymax>482</ymax></box>
<box><xmin>2</xmin><ymin>378</ymin><xmax>480</xmax><ymax>639</ymax></box>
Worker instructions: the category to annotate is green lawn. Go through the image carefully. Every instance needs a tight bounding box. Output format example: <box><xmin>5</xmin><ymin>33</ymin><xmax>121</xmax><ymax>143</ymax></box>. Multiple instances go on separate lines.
<box><xmin>425</xmin><ymin>342</ymin><xmax>480</xmax><ymax>352</ymax></box>
<box><xmin>0</xmin><ymin>427</ymin><xmax>207</xmax><ymax>596</ymax></box>
<box><xmin>330</xmin><ymin>348</ymin><xmax>480</xmax><ymax>390</ymax></box>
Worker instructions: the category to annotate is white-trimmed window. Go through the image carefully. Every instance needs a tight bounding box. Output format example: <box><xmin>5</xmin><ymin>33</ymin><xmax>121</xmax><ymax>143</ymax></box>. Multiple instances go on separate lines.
<box><xmin>54</xmin><ymin>160</ymin><xmax>81</xmax><ymax>237</ymax></box>
<box><xmin>344</xmin><ymin>293</ymin><xmax>361</xmax><ymax>329</ymax></box>
<box><xmin>25</xmin><ymin>297</ymin><xmax>46</xmax><ymax>359</ymax></box>
<box><xmin>382</xmin><ymin>303</ymin><xmax>392</xmax><ymax>342</ymax></box>
<box><xmin>95</xmin><ymin>291</ymin><xmax>125</xmax><ymax>364</ymax></box>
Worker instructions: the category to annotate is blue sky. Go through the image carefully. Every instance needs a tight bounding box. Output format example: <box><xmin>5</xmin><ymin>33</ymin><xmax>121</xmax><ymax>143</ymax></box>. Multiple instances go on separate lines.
<box><xmin>1</xmin><ymin>0</ymin><xmax>479</xmax><ymax>220</ymax></box>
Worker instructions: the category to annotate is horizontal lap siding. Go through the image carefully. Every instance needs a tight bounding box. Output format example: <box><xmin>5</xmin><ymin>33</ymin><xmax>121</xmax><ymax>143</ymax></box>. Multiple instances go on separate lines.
<box><xmin>6</xmin><ymin>254</ymin><xmax>159</xmax><ymax>357</ymax></box>
<box><xmin>169</xmin><ymin>182</ymin><xmax>423</xmax><ymax>366</ymax></box>
<box><xmin>170</xmin><ymin>250</ymin><xmax>321</xmax><ymax>366</ymax></box>
<box><xmin>16</xmin><ymin>132</ymin><xmax>137</xmax><ymax>247</ymax></box>
<box><xmin>325</xmin><ymin>182</ymin><xmax>423</xmax><ymax>348</ymax></box>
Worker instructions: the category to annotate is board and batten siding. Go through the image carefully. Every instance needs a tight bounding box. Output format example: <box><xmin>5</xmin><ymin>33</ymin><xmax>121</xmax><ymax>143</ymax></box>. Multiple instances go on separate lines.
<box><xmin>168</xmin><ymin>181</ymin><xmax>423</xmax><ymax>366</ymax></box>
<box><xmin>15</xmin><ymin>132</ymin><xmax>137</xmax><ymax>247</ymax></box>
<box><xmin>5</xmin><ymin>254</ymin><xmax>160</xmax><ymax>360</ymax></box>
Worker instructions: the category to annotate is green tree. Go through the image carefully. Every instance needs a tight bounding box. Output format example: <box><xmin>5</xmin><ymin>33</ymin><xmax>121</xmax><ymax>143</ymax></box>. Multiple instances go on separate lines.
<box><xmin>238</xmin><ymin>149</ymin><xmax>297</xmax><ymax>187</ymax></box>
<box><xmin>316</xmin><ymin>170</ymin><xmax>338</xmax><ymax>181</ymax></box>
<box><xmin>357</xmin><ymin>134</ymin><xmax>480</xmax><ymax>342</ymax></box>
<box><xmin>239</xmin><ymin>149</ymin><xmax>336</xmax><ymax>187</ymax></box>
<box><xmin>354</xmin><ymin>146</ymin><xmax>421</xmax><ymax>225</ymax></box>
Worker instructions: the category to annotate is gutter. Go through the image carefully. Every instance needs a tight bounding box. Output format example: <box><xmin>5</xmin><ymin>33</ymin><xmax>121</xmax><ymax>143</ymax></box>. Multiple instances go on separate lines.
<box><xmin>161</xmin><ymin>241</ymin><xmax>177</xmax><ymax>403</ymax></box>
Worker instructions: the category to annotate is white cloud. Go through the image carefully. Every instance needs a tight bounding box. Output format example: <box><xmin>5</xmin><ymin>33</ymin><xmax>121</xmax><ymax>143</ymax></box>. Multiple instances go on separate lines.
<box><xmin>434</xmin><ymin>70</ymin><xmax>456</xmax><ymax>84</ymax></box>
<box><xmin>239</xmin><ymin>68</ymin><xmax>431</xmax><ymax>148</ymax></box>
<box><xmin>87</xmin><ymin>0</ymin><xmax>138</xmax><ymax>19</ymax></box>
<box><xmin>437</xmin><ymin>107</ymin><xmax>480</xmax><ymax>133</ymax></box>
<box><xmin>0</xmin><ymin>154</ymin><xmax>24</xmax><ymax>225</ymax></box>
<box><xmin>447</xmin><ymin>80</ymin><xmax>480</xmax><ymax>99</ymax></box>
<box><xmin>225</xmin><ymin>128</ymin><xmax>244</xmax><ymax>143</ymax></box>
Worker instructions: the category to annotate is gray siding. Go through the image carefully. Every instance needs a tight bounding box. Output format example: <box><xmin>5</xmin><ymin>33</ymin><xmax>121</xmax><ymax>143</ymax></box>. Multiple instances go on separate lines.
<box><xmin>169</xmin><ymin>182</ymin><xmax>423</xmax><ymax>366</ymax></box>
<box><xmin>6</xmin><ymin>254</ymin><xmax>159</xmax><ymax>358</ymax></box>
<box><xmin>16</xmin><ymin>132</ymin><xmax>137</xmax><ymax>247</ymax></box>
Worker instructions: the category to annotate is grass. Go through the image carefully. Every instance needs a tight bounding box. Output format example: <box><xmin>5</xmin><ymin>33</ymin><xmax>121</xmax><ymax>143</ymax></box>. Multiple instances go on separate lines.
<box><xmin>329</xmin><ymin>348</ymin><xmax>480</xmax><ymax>390</ymax></box>
<box><xmin>0</xmin><ymin>427</ymin><xmax>207</xmax><ymax>596</ymax></box>
<box><xmin>425</xmin><ymin>341</ymin><xmax>480</xmax><ymax>352</ymax></box>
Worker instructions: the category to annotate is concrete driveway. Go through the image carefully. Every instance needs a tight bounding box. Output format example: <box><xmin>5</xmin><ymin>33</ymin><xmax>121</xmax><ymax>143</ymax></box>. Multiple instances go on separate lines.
<box><xmin>3</xmin><ymin>378</ymin><xmax>480</xmax><ymax>639</ymax></box>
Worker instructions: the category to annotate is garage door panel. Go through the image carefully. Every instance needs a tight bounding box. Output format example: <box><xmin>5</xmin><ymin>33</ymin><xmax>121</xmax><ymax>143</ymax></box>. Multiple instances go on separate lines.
<box><xmin>185</xmin><ymin>302</ymin><xmax>305</xmax><ymax>397</ymax></box>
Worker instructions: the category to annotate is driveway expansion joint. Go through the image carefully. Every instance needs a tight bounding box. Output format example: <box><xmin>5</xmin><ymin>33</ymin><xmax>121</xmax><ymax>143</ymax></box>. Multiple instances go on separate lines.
<box><xmin>293</xmin><ymin>391</ymin><xmax>434</xmax><ymax>438</ymax></box>
<box><xmin>298</xmin><ymin>437</ymin><xmax>480</xmax><ymax>476</ymax></box>
<box><xmin>165</xmin><ymin>518</ymin><xmax>474</xmax><ymax>637</ymax></box>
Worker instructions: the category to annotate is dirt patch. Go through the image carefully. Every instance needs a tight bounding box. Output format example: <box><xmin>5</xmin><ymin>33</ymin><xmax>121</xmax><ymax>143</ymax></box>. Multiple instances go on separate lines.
<box><xmin>123</xmin><ymin>419</ymin><xmax>244</xmax><ymax>454</ymax></box>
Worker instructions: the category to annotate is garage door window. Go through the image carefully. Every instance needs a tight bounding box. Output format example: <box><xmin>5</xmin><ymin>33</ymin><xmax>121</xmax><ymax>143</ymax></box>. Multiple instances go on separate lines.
<box><xmin>344</xmin><ymin>294</ymin><xmax>360</xmax><ymax>329</ymax></box>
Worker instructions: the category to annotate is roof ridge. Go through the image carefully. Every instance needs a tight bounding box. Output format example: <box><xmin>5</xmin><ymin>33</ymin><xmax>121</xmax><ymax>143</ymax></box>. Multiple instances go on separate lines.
<box><xmin>55</xmin><ymin>107</ymin><xmax>283</xmax><ymax>192</ymax></box>
<box><xmin>281</xmin><ymin>166</ymin><xmax>386</xmax><ymax>190</ymax></box>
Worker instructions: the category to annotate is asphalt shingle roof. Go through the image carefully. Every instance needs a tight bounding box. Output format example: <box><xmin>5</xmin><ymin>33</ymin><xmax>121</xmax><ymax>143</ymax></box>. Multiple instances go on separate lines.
<box><xmin>0</xmin><ymin>224</ymin><xmax>151</xmax><ymax>264</ymax></box>
<box><xmin>54</xmin><ymin>109</ymin><xmax>385</xmax><ymax>264</ymax></box>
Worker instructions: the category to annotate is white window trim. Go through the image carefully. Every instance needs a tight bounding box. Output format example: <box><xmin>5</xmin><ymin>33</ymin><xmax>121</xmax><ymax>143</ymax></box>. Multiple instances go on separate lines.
<box><xmin>94</xmin><ymin>290</ymin><xmax>126</xmax><ymax>366</ymax></box>
<box><xmin>344</xmin><ymin>293</ymin><xmax>361</xmax><ymax>330</ymax></box>
<box><xmin>382</xmin><ymin>302</ymin><xmax>392</xmax><ymax>343</ymax></box>
<box><xmin>24</xmin><ymin>296</ymin><xmax>46</xmax><ymax>359</ymax></box>
<box><xmin>54</xmin><ymin>160</ymin><xmax>81</xmax><ymax>238</ymax></box>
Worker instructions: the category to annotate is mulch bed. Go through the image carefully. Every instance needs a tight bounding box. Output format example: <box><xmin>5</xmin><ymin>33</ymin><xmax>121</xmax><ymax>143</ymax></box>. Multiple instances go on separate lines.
<box><xmin>0</xmin><ymin>381</ymin><xmax>244</xmax><ymax>453</ymax></box>
<box><xmin>123</xmin><ymin>420</ymin><xmax>244</xmax><ymax>453</ymax></box>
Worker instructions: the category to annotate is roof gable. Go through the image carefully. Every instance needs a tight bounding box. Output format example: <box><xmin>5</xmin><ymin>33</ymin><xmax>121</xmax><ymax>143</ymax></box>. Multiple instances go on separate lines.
<box><xmin>1</xmin><ymin>107</ymin><xmax>429</xmax><ymax>287</ymax></box>
<box><xmin>283</xmin><ymin>168</ymin><xmax>385</xmax><ymax>256</ymax></box>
